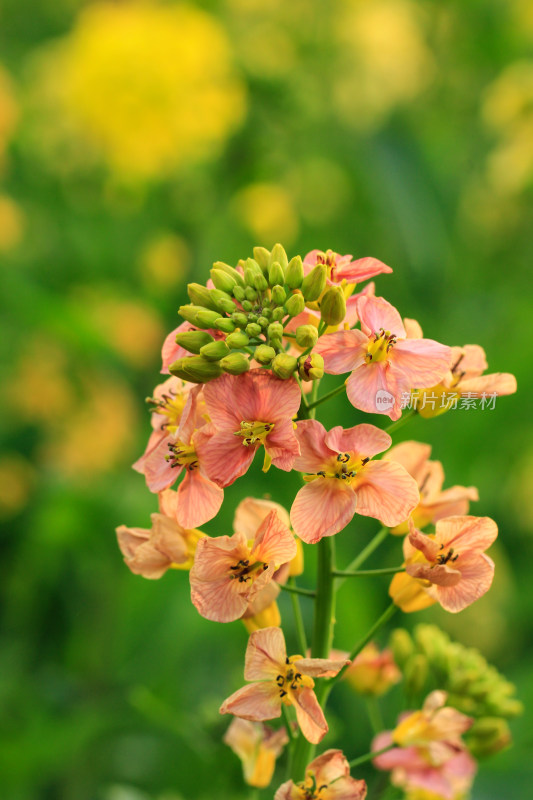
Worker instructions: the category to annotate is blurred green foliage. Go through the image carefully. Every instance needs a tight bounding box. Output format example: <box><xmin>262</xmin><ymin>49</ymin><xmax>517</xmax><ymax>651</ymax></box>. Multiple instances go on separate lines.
<box><xmin>0</xmin><ymin>0</ymin><xmax>532</xmax><ymax>798</ymax></box>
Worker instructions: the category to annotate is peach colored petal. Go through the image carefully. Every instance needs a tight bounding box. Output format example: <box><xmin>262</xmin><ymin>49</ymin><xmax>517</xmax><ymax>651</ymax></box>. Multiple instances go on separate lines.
<box><xmin>346</xmin><ymin>361</ymin><xmax>407</xmax><ymax>421</ymax></box>
<box><xmin>195</xmin><ymin>429</ymin><xmax>256</xmax><ymax>487</ymax></box>
<box><xmin>202</xmin><ymin>374</ymin><xmax>243</xmax><ymax>428</ymax></box>
<box><xmin>132</xmin><ymin>428</ymin><xmax>166</xmax><ymax>474</ymax></box>
<box><xmin>290</xmin><ymin>479</ymin><xmax>357</xmax><ymax>544</ymax></box>
<box><xmin>389</xmin><ymin>571</ymin><xmax>437</xmax><ymax>613</ymax></box>
<box><xmin>176</xmin><ymin>468</ymin><xmax>223</xmax><ymax>528</ymax></box>
<box><xmin>437</xmin><ymin>552</ymin><xmax>495</xmax><ymax>612</ymax></box>
<box><xmin>382</xmin><ymin>441</ymin><xmax>432</xmax><ymax>483</ymax></box>
<box><xmin>392</xmin><ymin>338</ymin><xmax>452</xmax><ymax>388</ymax></box>
<box><xmin>265</xmin><ymin>419</ymin><xmax>301</xmax><ymax>471</ymax></box>
<box><xmin>354</xmin><ymin>461</ymin><xmax>419</xmax><ymax>528</ymax></box>
<box><xmin>177</xmin><ymin>385</ymin><xmax>203</xmax><ymax>445</ymax></box>
<box><xmin>345</xmin><ymin>282</ymin><xmax>375</xmax><ymax>327</ymax></box>
<box><xmin>161</xmin><ymin>324</ymin><xmax>187</xmax><ymax>374</ymax></box>
<box><xmin>325</xmin><ymin>423</ymin><xmax>391</xmax><ymax>459</ymax></box>
<box><xmin>244</xmin><ymin>627</ymin><xmax>287</xmax><ymax>680</ymax></box>
<box><xmin>357</xmin><ymin>295</ymin><xmax>406</xmax><ymax>338</ymax></box>
<box><xmin>451</xmin><ymin>344</ymin><xmax>487</xmax><ymax>377</ymax></box>
<box><xmin>403</xmin><ymin>318</ymin><xmax>423</xmax><ymax>339</ymax></box>
<box><xmin>116</xmin><ymin>525</ymin><xmax>171</xmax><ymax>579</ymax></box>
<box><xmin>416</xmin><ymin>459</ymin><xmax>445</xmax><ymax>502</ymax></box>
<box><xmin>315</xmin><ymin>330</ymin><xmax>367</xmax><ymax>374</ymax></box>
<box><xmin>242</xmin><ymin>582</ymin><xmax>281</xmax><ymax>618</ymax></box>
<box><xmin>190</xmin><ymin>573</ymin><xmax>249</xmax><ymax>622</ymax></box>
<box><xmin>151</xmin><ymin>513</ymin><xmax>189</xmax><ymax>563</ymax></box>
<box><xmin>294</xmin><ymin>419</ymin><xmax>335</xmax><ymax>473</ymax></box>
<box><xmin>424</xmin><ymin>485</ymin><xmax>479</xmax><ymax>522</ymax></box>
<box><xmin>212</xmin><ymin>370</ymin><xmax>300</xmax><ymax>425</ymax></box>
<box><xmin>158</xmin><ymin>487</ymin><xmax>179</xmax><ymax>518</ymax></box>
<box><xmin>220</xmin><ymin>682</ymin><xmax>281</xmax><ymax>721</ymax></box>
<box><xmin>339</xmin><ymin>256</ymin><xmax>392</xmax><ymax>283</ymax></box>
<box><xmin>408</xmin><ymin>528</ymin><xmax>441</xmax><ymax>562</ymax></box>
<box><xmin>293</xmin><ymin>657</ymin><xmax>349</xmax><ymax>678</ymax></box>
<box><xmin>191</xmin><ymin>531</ymin><xmax>248</xmax><ymax>581</ymax></box>
<box><xmin>252</xmin><ymin>510</ymin><xmax>297</xmax><ymax>567</ymax></box>
<box><xmin>143</xmin><ymin>435</ymin><xmax>182</xmax><ymax>492</ymax></box>
<box><xmin>458</xmin><ymin>372</ymin><xmax>517</xmax><ymax>397</ymax></box>
<box><xmin>234</xmin><ymin>496</ymin><xmax>290</xmax><ymax>538</ymax></box>
<box><xmin>293</xmin><ymin>686</ymin><xmax>328</xmax><ymax>744</ymax></box>
<box><xmin>274</xmin><ymin>780</ymin><xmax>292</xmax><ymax>800</ymax></box>
<box><xmin>406</xmin><ymin>562</ymin><xmax>462</xmax><ymax>587</ymax></box>
<box><xmin>436</xmin><ymin>515</ymin><xmax>498</xmax><ymax>552</ymax></box>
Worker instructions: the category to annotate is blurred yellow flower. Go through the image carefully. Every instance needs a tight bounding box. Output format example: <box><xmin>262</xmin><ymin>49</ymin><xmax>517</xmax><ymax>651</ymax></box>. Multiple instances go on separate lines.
<box><xmin>232</xmin><ymin>182</ymin><xmax>299</xmax><ymax>245</ymax></box>
<box><xmin>334</xmin><ymin>0</ymin><xmax>435</xmax><ymax>129</ymax></box>
<box><xmin>0</xmin><ymin>63</ymin><xmax>17</xmax><ymax>168</ymax></box>
<box><xmin>0</xmin><ymin>194</ymin><xmax>24</xmax><ymax>252</ymax></box>
<box><xmin>29</xmin><ymin>2</ymin><xmax>246</xmax><ymax>182</ymax></box>
<box><xmin>0</xmin><ymin>454</ymin><xmax>34</xmax><ymax>517</ymax></box>
<box><xmin>8</xmin><ymin>340</ymin><xmax>74</xmax><ymax>423</ymax></box>
<box><xmin>482</xmin><ymin>61</ymin><xmax>533</xmax><ymax>196</ymax></box>
<box><xmin>139</xmin><ymin>233</ymin><xmax>191</xmax><ymax>291</ymax></box>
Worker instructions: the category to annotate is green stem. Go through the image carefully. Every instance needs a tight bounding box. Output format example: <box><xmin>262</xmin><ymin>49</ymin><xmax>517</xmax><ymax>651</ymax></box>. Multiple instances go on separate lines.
<box><xmin>290</xmin><ymin>537</ymin><xmax>336</xmax><ymax>781</ymax></box>
<box><xmin>332</xmin><ymin>566</ymin><xmax>404</xmax><ymax>578</ymax></box>
<box><xmin>306</xmin><ymin>382</ymin><xmax>346</xmax><ymax>411</ymax></box>
<box><xmin>288</xmin><ymin>578</ymin><xmax>309</xmax><ymax>656</ymax></box>
<box><xmin>348</xmin><ymin>743</ymin><xmax>394</xmax><ymax>769</ymax></box>
<box><xmin>282</xmin><ymin>704</ymin><xmax>295</xmax><ymax>742</ymax></box>
<box><xmin>279</xmin><ymin>582</ymin><xmax>316</xmax><ymax>598</ymax></box>
<box><xmin>329</xmin><ymin>602</ymin><xmax>398</xmax><ymax>687</ymax></box>
<box><xmin>385</xmin><ymin>408</ymin><xmax>416</xmax><ymax>434</ymax></box>
<box><xmin>366</xmin><ymin>696</ymin><xmax>384</xmax><ymax>735</ymax></box>
<box><xmin>335</xmin><ymin>526</ymin><xmax>389</xmax><ymax>590</ymax></box>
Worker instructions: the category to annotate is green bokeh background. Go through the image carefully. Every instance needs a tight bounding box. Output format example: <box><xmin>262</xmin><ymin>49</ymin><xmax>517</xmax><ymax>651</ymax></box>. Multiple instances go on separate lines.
<box><xmin>0</xmin><ymin>1</ymin><xmax>532</xmax><ymax>798</ymax></box>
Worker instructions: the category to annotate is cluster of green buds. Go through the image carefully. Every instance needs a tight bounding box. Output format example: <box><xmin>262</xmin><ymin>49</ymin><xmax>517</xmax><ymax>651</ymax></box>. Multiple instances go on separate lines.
<box><xmin>390</xmin><ymin>624</ymin><xmax>522</xmax><ymax>757</ymax></box>
<box><xmin>168</xmin><ymin>244</ymin><xmax>336</xmax><ymax>383</ymax></box>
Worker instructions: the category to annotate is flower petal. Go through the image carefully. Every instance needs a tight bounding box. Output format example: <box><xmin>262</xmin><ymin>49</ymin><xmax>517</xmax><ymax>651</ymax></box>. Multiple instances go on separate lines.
<box><xmin>293</xmin><ymin>657</ymin><xmax>350</xmax><ymax>678</ymax></box>
<box><xmin>244</xmin><ymin>627</ymin><xmax>287</xmax><ymax>681</ymax></box>
<box><xmin>293</xmin><ymin>687</ymin><xmax>328</xmax><ymax>744</ymax></box>
<box><xmin>392</xmin><ymin>338</ymin><xmax>452</xmax><ymax>389</ymax></box>
<box><xmin>325</xmin><ymin>423</ymin><xmax>392</xmax><ymax>459</ymax></box>
<box><xmin>190</xmin><ymin>574</ymin><xmax>249</xmax><ymax>622</ymax></box>
<box><xmin>195</xmin><ymin>428</ymin><xmax>256</xmax><ymax>487</ymax></box>
<box><xmin>315</xmin><ymin>330</ymin><xmax>367</xmax><ymax>374</ymax></box>
<box><xmin>253</xmin><ymin>510</ymin><xmax>297</xmax><ymax>567</ymax></box>
<box><xmin>234</xmin><ymin>496</ymin><xmax>290</xmax><ymax>538</ymax></box>
<box><xmin>458</xmin><ymin>372</ymin><xmax>517</xmax><ymax>397</ymax></box>
<box><xmin>435</xmin><ymin>515</ymin><xmax>498</xmax><ymax>552</ymax></box>
<box><xmin>339</xmin><ymin>256</ymin><xmax>392</xmax><ymax>283</ymax></box>
<box><xmin>382</xmin><ymin>441</ymin><xmax>432</xmax><ymax>482</ymax></box>
<box><xmin>176</xmin><ymin>468</ymin><xmax>224</xmax><ymax>528</ymax></box>
<box><xmin>437</xmin><ymin>552</ymin><xmax>495</xmax><ymax>612</ymax></box>
<box><xmin>346</xmin><ymin>362</ymin><xmax>407</xmax><ymax>421</ymax></box>
<box><xmin>293</xmin><ymin>419</ymin><xmax>335</xmax><ymax>473</ymax></box>
<box><xmin>354</xmin><ymin>461</ymin><xmax>419</xmax><ymax>527</ymax></box>
<box><xmin>290</xmin><ymin>479</ymin><xmax>357</xmax><ymax>544</ymax></box>
<box><xmin>357</xmin><ymin>295</ymin><xmax>406</xmax><ymax>338</ymax></box>
<box><xmin>220</xmin><ymin>682</ymin><xmax>281</xmax><ymax>721</ymax></box>
<box><xmin>265</xmin><ymin>420</ymin><xmax>301</xmax><ymax>472</ymax></box>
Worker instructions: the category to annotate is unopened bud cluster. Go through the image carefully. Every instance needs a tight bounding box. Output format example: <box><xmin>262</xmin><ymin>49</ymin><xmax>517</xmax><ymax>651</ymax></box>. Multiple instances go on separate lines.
<box><xmin>168</xmin><ymin>244</ymin><xmax>329</xmax><ymax>383</ymax></box>
<box><xmin>390</xmin><ymin>624</ymin><xmax>522</xmax><ymax>757</ymax></box>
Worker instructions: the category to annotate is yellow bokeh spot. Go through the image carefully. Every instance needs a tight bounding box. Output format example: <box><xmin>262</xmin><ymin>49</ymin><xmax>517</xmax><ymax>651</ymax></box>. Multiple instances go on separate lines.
<box><xmin>233</xmin><ymin>183</ymin><xmax>299</xmax><ymax>246</ymax></box>
<box><xmin>0</xmin><ymin>195</ymin><xmax>24</xmax><ymax>252</ymax></box>
<box><xmin>0</xmin><ymin>63</ymin><xmax>18</xmax><ymax>166</ymax></box>
<box><xmin>29</xmin><ymin>2</ymin><xmax>246</xmax><ymax>182</ymax></box>
<box><xmin>0</xmin><ymin>454</ymin><xmax>34</xmax><ymax>517</ymax></box>
<box><xmin>139</xmin><ymin>233</ymin><xmax>190</xmax><ymax>291</ymax></box>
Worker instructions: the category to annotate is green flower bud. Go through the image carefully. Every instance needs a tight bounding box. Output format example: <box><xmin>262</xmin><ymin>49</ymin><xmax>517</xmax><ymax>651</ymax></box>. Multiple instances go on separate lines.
<box><xmin>389</xmin><ymin>629</ymin><xmax>415</xmax><ymax>669</ymax></box>
<box><xmin>254</xmin><ymin>272</ymin><xmax>269</xmax><ymax>292</ymax></box>
<box><xmin>269</xmin><ymin>337</ymin><xmax>283</xmax><ymax>352</ymax></box>
<box><xmin>285</xmin><ymin>255</ymin><xmax>304</xmax><ymax>289</ymax></box>
<box><xmin>271</xmin><ymin>306</ymin><xmax>286</xmax><ymax>321</ymax></box>
<box><xmin>232</xmin><ymin>311</ymin><xmax>248</xmax><ymax>328</ymax></box>
<box><xmin>192</xmin><ymin>308</ymin><xmax>222</xmax><ymax>329</ymax></box>
<box><xmin>247</xmin><ymin>313</ymin><xmax>258</xmax><ymax>323</ymax></box>
<box><xmin>285</xmin><ymin>291</ymin><xmax>305</xmax><ymax>317</ymax></box>
<box><xmin>246</xmin><ymin>323</ymin><xmax>262</xmax><ymax>338</ymax></box>
<box><xmin>187</xmin><ymin>282</ymin><xmax>218</xmax><ymax>310</ymax></box>
<box><xmin>200</xmin><ymin>340</ymin><xmax>230</xmax><ymax>361</ymax></box>
<box><xmin>178</xmin><ymin>304</ymin><xmax>205</xmax><ymax>325</ymax></box>
<box><xmin>271</xmin><ymin>353</ymin><xmax>297</xmax><ymax>379</ymax></box>
<box><xmin>210</xmin><ymin>268</ymin><xmax>237</xmax><ymax>294</ymax></box>
<box><xmin>213</xmin><ymin>261</ymin><xmax>245</xmax><ymax>287</ymax></box>
<box><xmin>301</xmin><ymin>263</ymin><xmax>327</xmax><ymax>302</ymax></box>
<box><xmin>320</xmin><ymin>286</ymin><xmax>346</xmax><ymax>326</ymax></box>
<box><xmin>267</xmin><ymin>322</ymin><xmax>284</xmax><ymax>339</ymax></box>
<box><xmin>257</xmin><ymin>315</ymin><xmax>269</xmax><ymax>328</ymax></box>
<box><xmin>242</xmin><ymin>300</ymin><xmax>253</xmax><ymax>312</ymax></box>
<box><xmin>255</xmin><ymin>344</ymin><xmax>276</xmax><ymax>365</ymax></box>
<box><xmin>298</xmin><ymin>352</ymin><xmax>324</xmax><ymax>381</ymax></box>
<box><xmin>220</xmin><ymin>352</ymin><xmax>250</xmax><ymax>375</ymax></box>
<box><xmin>175</xmin><ymin>330</ymin><xmax>214</xmax><ymax>354</ymax></box>
<box><xmin>404</xmin><ymin>654</ymin><xmax>429</xmax><ymax>696</ymax></box>
<box><xmin>233</xmin><ymin>285</ymin><xmax>246</xmax><ymax>302</ymax></box>
<box><xmin>295</xmin><ymin>324</ymin><xmax>318</xmax><ymax>349</ymax></box>
<box><xmin>270</xmin><ymin>243</ymin><xmax>288</xmax><ymax>270</ymax></box>
<box><xmin>468</xmin><ymin>718</ymin><xmax>512</xmax><ymax>758</ymax></box>
<box><xmin>169</xmin><ymin>356</ymin><xmax>222</xmax><ymax>383</ymax></box>
<box><xmin>245</xmin><ymin>286</ymin><xmax>258</xmax><ymax>301</ymax></box>
<box><xmin>225</xmin><ymin>331</ymin><xmax>250</xmax><ymax>349</ymax></box>
<box><xmin>271</xmin><ymin>285</ymin><xmax>286</xmax><ymax>306</ymax></box>
<box><xmin>262</xmin><ymin>307</ymin><xmax>272</xmax><ymax>319</ymax></box>
<box><xmin>244</xmin><ymin>258</ymin><xmax>262</xmax><ymax>285</ymax></box>
<box><xmin>213</xmin><ymin>317</ymin><xmax>235</xmax><ymax>333</ymax></box>
<box><xmin>268</xmin><ymin>261</ymin><xmax>285</xmax><ymax>287</ymax></box>
<box><xmin>253</xmin><ymin>246</ymin><xmax>271</xmax><ymax>273</ymax></box>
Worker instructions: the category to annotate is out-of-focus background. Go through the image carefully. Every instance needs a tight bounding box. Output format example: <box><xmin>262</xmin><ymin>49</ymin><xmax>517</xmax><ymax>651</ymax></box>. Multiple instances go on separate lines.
<box><xmin>0</xmin><ymin>1</ymin><xmax>531</xmax><ymax>798</ymax></box>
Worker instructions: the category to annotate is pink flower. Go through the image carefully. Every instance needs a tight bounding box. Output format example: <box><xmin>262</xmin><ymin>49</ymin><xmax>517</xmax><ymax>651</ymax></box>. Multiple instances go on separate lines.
<box><xmin>219</xmin><ymin>627</ymin><xmax>348</xmax><ymax>744</ymax></box>
<box><xmin>224</xmin><ymin>718</ymin><xmax>288</xmax><ymax>788</ymax></box>
<box><xmin>275</xmin><ymin>749</ymin><xmax>367</xmax><ymax>800</ymax></box>
<box><xmin>344</xmin><ymin>642</ymin><xmax>401</xmax><ymax>697</ymax></box>
<box><xmin>190</xmin><ymin>510</ymin><xmax>297</xmax><ymax>622</ymax></box>
<box><xmin>316</xmin><ymin>295</ymin><xmax>451</xmax><ymax>420</ymax></box>
<box><xmin>383</xmin><ymin>441</ymin><xmax>479</xmax><ymax>534</ymax></box>
<box><xmin>195</xmin><ymin>369</ymin><xmax>301</xmax><ymax>487</ymax></box>
<box><xmin>138</xmin><ymin>385</ymin><xmax>224</xmax><ymax>528</ymax></box>
<box><xmin>290</xmin><ymin>420</ymin><xmax>419</xmax><ymax>543</ymax></box>
<box><xmin>304</xmin><ymin>248</ymin><xmax>392</xmax><ymax>286</ymax></box>
<box><xmin>401</xmin><ymin>516</ymin><xmax>498</xmax><ymax>613</ymax></box>
<box><xmin>373</xmin><ymin>691</ymin><xmax>476</xmax><ymax>800</ymax></box>
<box><xmin>234</xmin><ymin>495</ymin><xmax>303</xmax><ymax>580</ymax></box>
<box><xmin>116</xmin><ymin>502</ymin><xmax>204</xmax><ymax>578</ymax></box>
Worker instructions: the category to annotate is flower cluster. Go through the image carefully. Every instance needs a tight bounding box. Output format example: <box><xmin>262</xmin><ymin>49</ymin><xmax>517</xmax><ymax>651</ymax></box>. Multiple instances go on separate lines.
<box><xmin>117</xmin><ymin>243</ymin><xmax>517</xmax><ymax>798</ymax></box>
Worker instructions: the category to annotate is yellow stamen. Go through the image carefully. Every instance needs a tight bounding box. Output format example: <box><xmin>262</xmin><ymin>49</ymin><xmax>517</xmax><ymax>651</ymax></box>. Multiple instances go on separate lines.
<box><xmin>365</xmin><ymin>328</ymin><xmax>396</xmax><ymax>363</ymax></box>
<box><xmin>167</xmin><ymin>441</ymin><xmax>198</xmax><ymax>468</ymax></box>
<box><xmin>304</xmin><ymin>453</ymin><xmax>370</xmax><ymax>486</ymax></box>
<box><xmin>276</xmin><ymin>654</ymin><xmax>315</xmax><ymax>708</ymax></box>
<box><xmin>235</xmin><ymin>420</ymin><xmax>274</xmax><ymax>446</ymax></box>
